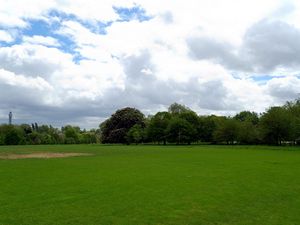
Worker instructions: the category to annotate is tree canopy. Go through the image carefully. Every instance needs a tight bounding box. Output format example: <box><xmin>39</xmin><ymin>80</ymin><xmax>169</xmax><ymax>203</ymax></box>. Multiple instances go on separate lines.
<box><xmin>100</xmin><ymin>107</ymin><xmax>145</xmax><ymax>144</ymax></box>
<box><xmin>1</xmin><ymin>99</ymin><xmax>300</xmax><ymax>146</ymax></box>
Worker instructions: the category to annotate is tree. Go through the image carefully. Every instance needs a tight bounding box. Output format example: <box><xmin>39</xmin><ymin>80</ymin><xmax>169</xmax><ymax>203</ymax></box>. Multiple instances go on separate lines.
<box><xmin>213</xmin><ymin>117</ymin><xmax>239</xmax><ymax>144</ymax></box>
<box><xmin>48</xmin><ymin>126</ymin><xmax>63</xmax><ymax>144</ymax></box>
<box><xmin>178</xmin><ymin>111</ymin><xmax>200</xmax><ymax>142</ymax></box>
<box><xmin>28</xmin><ymin>131</ymin><xmax>42</xmax><ymax>144</ymax></box>
<box><xmin>198</xmin><ymin>115</ymin><xmax>218</xmax><ymax>142</ymax></box>
<box><xmin>234</xmin><ymin>111</ymin><xmax>259</xmax><ymax>125</ymax></box>
<box><xmin>260</xmin><ymin>106</ymin><xmax>294</xmax><ymax>145</ymax></box>
<box><xmin>79</xmin><ymin>131</ymin><xmax>97</xmax><ymax>144</ymax></box>
<box><xmin>234</xmin><ymin>111</ymin><xmax>260</xmax><ymax>144</ymax></box>
<box><xmin>168</xmin><ymin>103</ymin><xmax>191</xmax><ymax>114</ymax></box>
<box><xmin>126</xmin><ymin>124</ymin><xmax>144</xmax><ymax>144</ymax></box>
<box><xmin>100</xmin><ymin>107</ymin><xmax>145</xmax><ymax>144</ymax></box>
<box><xmin>3</xmin><ymin>125</ymin><xmax>24</xmax><ymax>145</ymax></box>
<box><xmin>237</xmin><ymin>121</ymin><xmax>260</xmax><ymax>144</ymax></box>
<box><xmin>62</xmin><ymin>125</ymin><xmax>80</xmax><ymax>144</ymax></box>
<box><xmin>166</xmin><ymin>117</ymin><xmax>197</xmax><ymax>144</ymax></box>
<box><xmin>284</xmin><ymin>99</ymin><xmax>300</xmax><ymax>144</ymax></box>
<box><xmin>147</xmin><ymin>112</ymin><xmax>171</xmax><ymax>144</ymax></box>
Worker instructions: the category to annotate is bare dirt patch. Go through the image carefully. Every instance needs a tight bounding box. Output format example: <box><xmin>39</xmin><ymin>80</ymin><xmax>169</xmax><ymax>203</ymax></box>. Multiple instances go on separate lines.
<box><xmin>0</xmin><ymin>152</ymin><xmax>93</xmax><ymax>160</ymax></box>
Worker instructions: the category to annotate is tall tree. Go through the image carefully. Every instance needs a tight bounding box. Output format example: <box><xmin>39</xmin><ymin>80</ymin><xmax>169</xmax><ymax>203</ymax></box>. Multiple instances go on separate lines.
<box><xmin>147</xmin><ymin>112</ymin><xmax>171</xmax><ymax>144</ymax></box>
<box><xmin>126</xmin><ymin>124</ymin><xmax>145</xmax><ymax>144</ymax></box>
<box><xmin>166</xmin><ymin>117</ymin><xmax>197</xmax><ymax>144</ymax></box>
<box><xmin>168</xmin><ymin>103</ymin><xmax>191</xmax><ymax>114</ymax></box>
<box><xmin>100</xmin><ymin>107</ymin><xmax>145</xmax><ymax>144</ymax></box>
<box><xmin>178</xmin><ymin>111</ymin><xmax>200</xmax><ymax>142</ymax></box>
<box><xmin>234</xmin><ymin>111</ymin><xmax>259</xmax><ymax>125</ymax></box>
<box><xmin>213</xmin><ymin>117</ymin><xmax>239</xmax><ymax>144</ymax></box>
<box><xmin>284</xmin><ymin>99</ymin><xmax>300</xmax><ymax>144</ymax></box>
<box><xmin>234</xmin><ymin>111</ymin><xmax>260</xmax><ymax>144</ymax></box>
<box><xmin>198</xmin><ymin>115</ymin><xmax>218</xmax><ymax>142</ymax></box>
<box><xmin>237</xmin><ymin>121</ymin><xmax>260</xmax><ymax>144</ymax></box>
<box><xmin>62</xmin><ymin>125</ymin><xmax>80</xmax><ymax>144</ymax></box>
<box><xmin>260</xmin><ymin>106</ymin><xmax>294</xmax><ymax>145</ymax></box>
<box><xmin>2</xmin><ymin>125</ymin><xmax>24</xmax><ymax>145</ymax></box>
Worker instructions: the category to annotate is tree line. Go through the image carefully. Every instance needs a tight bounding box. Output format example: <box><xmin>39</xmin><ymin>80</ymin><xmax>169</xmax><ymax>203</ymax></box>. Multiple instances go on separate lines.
<box><xmin>0</xmin><ymin>123</ymin><xmax>99</xmax><ymax>145</ymax></box>
<box><xmin>100</xmin><ymin>99</ymin><xmax>300</xmax><ymax>145</ymax></box>
<box><xmin>1</xmin><ymin>99</ymin><xmax>299</xmax><ymax>146</ymax></box>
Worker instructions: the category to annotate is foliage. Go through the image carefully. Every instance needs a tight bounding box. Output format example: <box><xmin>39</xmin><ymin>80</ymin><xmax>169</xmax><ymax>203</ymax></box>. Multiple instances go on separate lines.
<box><xmin>2</xmin><ymin>99</ymin><xmax>300</xmax><ymax>146</ymax></box>
<box><xmin>126</xmin><ymin>124</ymin><xmax>145</xmax><ymax>144</ymax></box>
<box><xmin>234</xmin><ymin>111</ymin><xmax>259</xmax><ymax>125</ymax></box>
<box><xmin>213</xmin><ymin>117</ymin><xmax>239</xmax><ymax>144</ymax></box>
<box><xmin>198</xmin><ymin>115</ymin><xmax>218</xmax><ymax>142</ymax></box>
<box><xmin>100</xmin><ymin>107</ymin><xmax>145</xmax><ymax>144</ymax></box>
<box><xmin>168</xmin><ymin>102</ymin><xmax>191</xmax><ymax>114</ymax></box>
<box><xmin>3</xmin><ymin>125</ymin><xmax>24</xmax><ymax>145</ymax></box>
<box><xmin>62</xmin><ymin>125</ymin><xmax>80</xmax><ymax>144</ymax></box>
<box><xmin>166</xmin><ymin>117</ymin><xmax>197</xmax><ymax>144</ymax></box>
<box><xmin>237</xmin><ymin>121</ymin><xmax>260</xmax><ymax>144</ymax></box>
<box><xmin>147</xmin><ymin>112</ymin><xmax>171</xmax><ymax>144</ymax></box>
<box><xmin>284</xmin><ymin>99</ymin><xmax>300</xmax><ymax>143</ymax></box>
<box><xmin>0</xmin><ymin>123</ymin><xmax>98</xmax><ymax>145</ymax></box>
<box><xmin>260</xmin><ymin>107</ymin><xmax>294</xmax><ymax>145</ymax></box>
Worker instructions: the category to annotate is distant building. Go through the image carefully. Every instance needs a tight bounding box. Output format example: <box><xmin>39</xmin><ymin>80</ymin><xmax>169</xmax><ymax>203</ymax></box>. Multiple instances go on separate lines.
<box><xmin>9</xmin><ymin>112</ymin><xmax>12</xmax><ymax>125</ymax></box>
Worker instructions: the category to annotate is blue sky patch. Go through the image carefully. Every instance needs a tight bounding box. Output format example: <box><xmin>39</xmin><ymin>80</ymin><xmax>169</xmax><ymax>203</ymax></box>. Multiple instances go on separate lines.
<box><xmin>251</xmin><ymin>75</ymin><xmax>274</xmax><ymax>82</ymax></box>
<box><xmin>23</xmin><ymin>19</ymin><xmax>57</xmax><ymax>37</ymax></box>
<box><xmin>114</xmin><ymin>5</ymin><xmax>152</xmax><ymax>22</ymax></box>
<box><xmin>251</xmin><ymin>75</ymin><xmax>286</xmax><ymax>84</ymax></box>
<box><xmin>48</xmin><ymin>10</ymin><xmax>112</xmax><ymax>35</ymax></box>
<box><xmin>22</xmin><ymin>18</ymin><xmax>78</xmax><ymax>56</ymax></box>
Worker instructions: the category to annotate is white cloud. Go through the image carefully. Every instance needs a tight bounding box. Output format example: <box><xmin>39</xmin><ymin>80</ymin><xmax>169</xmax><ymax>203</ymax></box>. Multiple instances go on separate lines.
<box><xmin>23</xmin><ymin>35</ymin><xmax>60</xmax><ymax>47</ymax></box>
<box><xmin>266</xmin><ymin>76</ymin><xmax>300</xmax><ymax>102</ymax></box>
<box><xmin>53</xmin><ymin>0</ymin><xmax>134</xmax><ymax>22</ymax></box>
<box><xmin>0</xmin><ymin>0</ymin><xmax>54</xmax><ymax>28</ymax></box>
<box><xmin>0</xmin><ymin>69</ymin><xmax>53</xmax><ymax>91</ymax></box>
<box><xmin>0</xmin><ymin>0</ymin><xmax>300</xmax><ymax>127</ymax></box>
<box><xmin>0</xmin><ymin>30</ymin><xmax>14</xmax><ymax>42</ymax></box>
<box><xmin>0</xmin><ymin>43</ymin><xmax>73</xmax><ymax>78</ymax></box>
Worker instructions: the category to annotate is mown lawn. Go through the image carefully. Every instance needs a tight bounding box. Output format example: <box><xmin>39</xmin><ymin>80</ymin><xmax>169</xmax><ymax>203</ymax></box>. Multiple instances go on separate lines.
<box><xmin>0</xmin><ymin>145</ymin><xmax>300</xmax><ymax>225</ymax></box>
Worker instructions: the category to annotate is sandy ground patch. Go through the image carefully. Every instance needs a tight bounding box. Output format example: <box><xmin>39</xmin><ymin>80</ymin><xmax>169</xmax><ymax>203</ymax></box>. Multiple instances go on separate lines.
<box><xmin>0</xmin><ymin>152</ymin><xmax>93</xmax><ymax>159</ymax></box>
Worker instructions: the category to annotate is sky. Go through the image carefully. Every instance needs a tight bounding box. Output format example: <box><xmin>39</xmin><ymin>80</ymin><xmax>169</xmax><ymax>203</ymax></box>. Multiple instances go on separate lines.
<box><xmin>1</xmin><ymin>0</ymin><xmax>300</xmax><ymax>128</ymax></box>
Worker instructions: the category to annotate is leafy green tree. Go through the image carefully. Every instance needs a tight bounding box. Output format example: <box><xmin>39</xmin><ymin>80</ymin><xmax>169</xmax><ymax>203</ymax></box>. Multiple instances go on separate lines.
<box><xmin>233</xmin><ymin>111</ymin><xmax>260</xmax><ymax>144</ymax></box>
<box><xmin>48</xmin><ymin>126</ymin><xmax>63</xmax><ymax>144</ymax></box>
<box><xmin>213</xmin><ymin>117</ymin><xmax>239</xmax><ymax>144</ymax></box>
<box><xmin>178</xmin><ymin>111</ymin><xmax>200</xmax><ymax>142</ymax></box>
<box><xmin>260</xmin><ymin>107</ymin><xmax>294</xmax><ymax>145</ymax></box>
<box><xmin>237</xmin><ymin>121</ymin><xmax>260</xmax><ymax>144</ymax></box>
<box><xmin>234</xmin><ymin>111</ymin><xmax>259</xmax><ymax>125</ymax></box>
<box><xmin>147</xmin><ymin>112</ymin><xmax>171</xmax><ymax>144</ymax></box>
<box><xmin>107</xmin><ymin>128</ymin><xmax>127</xmax><ymax>143</ymax></box>
<box><xmin>166</xmin><ymin>117</ymin><xmax>197</xmax><ymax>144</ymax></box>
<box><xmin>198</xmin><ymin>115</ymin><xmax>218</xmax><ymax>142</ymax></box>
<box><xmin>40</xmin><ymin>134</ymin><xmax>52</xmax><ymax>144</ymax></box>
<box><xmin>100</xmin><ymin>107</ymin><xmax>145</xmax><ymax>144</ymax></box>
<box><xmin>38</xmin><ymin>125</ymin><xmax>50</xmax><ymax>134</ymax></box>
<box><xmin>20</xmin><ymin>124</ymin><xmax>32</xmax><ymax>134</ymax></box>
<box><xmin>168</xmin><ymin>103</ymin><xmax>191</xmax><ymax>114</ymax></box>
<box><xmin>3</xmin><ymin>125</ymin><xmax>24</xmax><ymax>145</ymax></box>
<box><xmin>0</xmin><ymin>134</ymin><xmax>4</xmax><ymax>145</ymax></box>
<box><xmin>126</xmin><ymin>124</ymin><xmax>144</xmax><ymax>144</ymax></box>
<box><xmin>80</xmin><ymin>131</ymin><xmax>98</xmax><ymax>144</ymax></box>
<box><xmin>28</xmin><ymin>131</ymin><xmax>42</xmax><ymax>144</ymax></box>
<box><xmin>284</xmin><ymin>99</ymin><xmax>300</xmax><ymax>144</ymax></box>
<box><xmin>62</xmin><ymin>125</ymin><xmax>80</xmax><ymax>144</ymax></box>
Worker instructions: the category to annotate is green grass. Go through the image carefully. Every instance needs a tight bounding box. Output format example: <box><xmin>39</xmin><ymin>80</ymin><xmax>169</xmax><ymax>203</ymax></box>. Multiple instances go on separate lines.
<box><xmin>0</xmin><ymin>145</ymin><xmax>300</xmax><ymax>225</ymax></box>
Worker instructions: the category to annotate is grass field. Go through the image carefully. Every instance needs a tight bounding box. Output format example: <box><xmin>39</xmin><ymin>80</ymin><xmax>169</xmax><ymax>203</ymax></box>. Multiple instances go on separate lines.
<box><xmin>0</xmin><ymin>145</ymin><xmax>300</xmax><ymax>225</ymax></box>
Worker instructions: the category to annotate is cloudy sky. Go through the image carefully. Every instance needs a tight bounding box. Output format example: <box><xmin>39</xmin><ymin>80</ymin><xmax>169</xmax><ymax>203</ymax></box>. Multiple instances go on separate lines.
<box><xmin>1</xmin><ymin>0</ymin><xmax>300</xmax><ymax>128</ymax></box>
